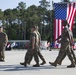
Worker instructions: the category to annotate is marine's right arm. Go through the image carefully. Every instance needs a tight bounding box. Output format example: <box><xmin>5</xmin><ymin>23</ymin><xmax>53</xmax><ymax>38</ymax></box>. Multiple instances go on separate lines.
<box><xmin>55</xmin><ymin>35</ymin><xmax>61</xmax><ymax>41</ymax></box>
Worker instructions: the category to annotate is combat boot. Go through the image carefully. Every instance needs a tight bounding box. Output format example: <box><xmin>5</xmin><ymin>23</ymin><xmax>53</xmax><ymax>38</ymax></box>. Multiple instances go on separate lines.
<box><xmin>67</xmin><ymin>57</ymin><xmax>76</xmax><ymax>68</ymax></box>
<box><xmin>40</xmin><ymin>61</ymin><xmax>46</xmax><ymax>65</ymax></box>
<box><xmin>75</xmin><ymin>59</ymin><xmax>76</xmax><ymax>64</ymax></box>
<box><xmin>33</xmin><ymin>64</ymin><xmax>40</xmax><ymax>67</ymax></box>
<box><xmin>49</xmin><ymin>62</ymin><xmax>57</xmax><ymax>67</ymax></box>
<box><xmin>67</xmin><ymin>64</ymin><xmax>75</xmax><ymax>68</ymax></box>
<box><xmin>0</xmin><ymin>58</ymin><xmax>5</xmax><ymax>62</ymax></box>
<box><xmin>20</xmin><ymin>62</ymin><xmax>27</xmax><ymax>67</ymax></box>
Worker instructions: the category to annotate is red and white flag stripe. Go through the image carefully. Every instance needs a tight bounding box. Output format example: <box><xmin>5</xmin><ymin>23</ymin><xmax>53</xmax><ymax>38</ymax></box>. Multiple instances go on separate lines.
<box><xmin>67</xmin><ymin>2</ymin><xmax>76</xmax><ymax>30</ymax></box>
<box><xmin>54</xmin><ymin>19</ymin><xmax>63</xmax><ymax>48</ymax></box>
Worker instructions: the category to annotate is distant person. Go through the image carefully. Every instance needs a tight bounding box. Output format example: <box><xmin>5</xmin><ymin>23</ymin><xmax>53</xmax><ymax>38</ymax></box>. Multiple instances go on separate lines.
<box><xmin>0</xmin><ymin>26</ymin><xmax>8</xmax><ymax>61</ymax></box>
<box><xmin>47</xmin><ymin>37</ymin><xmax>52</xmax><ymax>51</ymax></box>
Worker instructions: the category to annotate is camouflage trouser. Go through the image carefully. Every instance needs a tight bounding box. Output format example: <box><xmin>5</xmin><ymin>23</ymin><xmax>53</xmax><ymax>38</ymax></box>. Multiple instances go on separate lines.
<box><xmin>54</xmin><ymin>42</ymin><xmax>75</xmax><ymax>65</ymax></box>
<box><xmin>59</xmin><ymin>46</ymin><xmax>76</xmax><ymax>64</ymax></box>
<box><xmin>28</xmin><ymin>48</ymin><xmax>46</xmax><ymax>64</ymax></box>
<box><xmin>37</xmin><ymin>49</ymin><xmax>46</xmax><ymax>62</ymax></box>
<box><xmin>24</xmin><ymin>48</ymin><xmax>39</xmax><ymax>64</ymax></box>
<box><xmin>0</xmin><ymin>45</ymin><xmax>6</xmax><ymax>60</ymax></box>
<box><xmin>24</xmin><ymin>49</ymin><xmax>33</xmax><ymax>63</ymax></box>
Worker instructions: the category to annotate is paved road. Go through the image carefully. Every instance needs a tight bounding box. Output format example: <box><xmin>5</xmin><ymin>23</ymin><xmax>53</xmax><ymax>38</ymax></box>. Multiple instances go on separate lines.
<box><xmin>0</xmin><ymin>49</ymin><xmax>76</xmax><ymax>75</ymax></box>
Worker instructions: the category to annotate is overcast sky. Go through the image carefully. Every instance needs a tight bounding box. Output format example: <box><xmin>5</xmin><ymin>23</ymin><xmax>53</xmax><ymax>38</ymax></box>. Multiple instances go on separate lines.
<box><xmin>0</xmin><ymin>0</ymin><xmax>75</xmax><ymax>11</ymax></box>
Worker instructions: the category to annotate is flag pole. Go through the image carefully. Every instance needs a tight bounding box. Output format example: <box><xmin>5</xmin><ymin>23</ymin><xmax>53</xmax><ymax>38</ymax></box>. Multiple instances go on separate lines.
<box><xmin>51</xmin><ymin>1</ymin><xmax>58</xmax><ymax>48</ymax></box>
<box><xmin>51</xmin><ymin>1</ymin><xmax>54</xmax><ymax>42</ymax></box>
<box><xmin>52</xmin><ymin>1</ymin><xmax>54</xmax><ymax>10</ymax></box>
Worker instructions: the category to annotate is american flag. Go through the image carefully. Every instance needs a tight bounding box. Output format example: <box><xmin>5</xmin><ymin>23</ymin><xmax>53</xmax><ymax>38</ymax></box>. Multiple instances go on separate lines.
<box><xmin>54</xmin><ymin>2</ymin><xmax>76</xmax><ymax>48</ymax></box>
<box><xmin>54</xmin><ymin>19</ymin><xmax>63</xmax><ymax>48</ymax></box>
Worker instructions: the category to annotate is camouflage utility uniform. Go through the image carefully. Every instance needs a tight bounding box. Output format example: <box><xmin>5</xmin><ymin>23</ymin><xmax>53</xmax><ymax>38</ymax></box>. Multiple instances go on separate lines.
<box><xmin>28</xmin><ymin>30</ymin><xmax>46</xmax><ymax>65</ymax></box>
<box><xmin>58</xmin><ymin>29</ymin><xmax>76</xmax><ymax>65</ymax></box>
<box><xmin>36</xmin><ymin>31</ymin><xmax>46</xmax><ymax>65</ymax></box>
<box><xmin>0</xmin><ymin>32</ymin><xmax>8</xmax><ymax>61</ymax></box>
<box><xmin>20</xmin><ymin>30</ymin><xmax>40</xmax><ymax>67</ymax></box>
<box><xmin>49</xmin><ymin>25</ymin><xmax>75</xmax><ymax>68</ymax></box>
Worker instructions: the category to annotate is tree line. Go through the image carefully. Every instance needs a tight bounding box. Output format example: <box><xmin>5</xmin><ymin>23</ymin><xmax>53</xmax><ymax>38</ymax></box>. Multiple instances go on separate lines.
<box><xmin>0</xmin><ymin>0</ymin><xmax>76</xmax><ymax>42</ymax></box>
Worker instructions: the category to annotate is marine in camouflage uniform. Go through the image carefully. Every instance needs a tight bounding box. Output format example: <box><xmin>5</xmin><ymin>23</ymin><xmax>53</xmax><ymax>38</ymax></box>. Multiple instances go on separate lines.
<box><xmin>58</xmin><ymin>25</ymin><xmax>76</xmax><ymax>65</ymax></box>
<box><xmin>49</xmin><ymin>21</ymin><xmax>75</xmax><ymax>68</ymax></box>
<box><xmin>0</xmin><ymin>26</ymin><xmax>8</xmax><ymax>61</ymax></box>
<box><xmin>27</xmin><ymin>26</ymin><xmax>46</xmax><ymax>65</ymax></box>
<box><xmin>20</xmin><ymin>26</ymin><xmax>40</xmax><ymax>67</ymax></box>
<box><xmin>36</xmin><ymin>28</ymin><xmax>46</xmax><ymax>65</ymax></box>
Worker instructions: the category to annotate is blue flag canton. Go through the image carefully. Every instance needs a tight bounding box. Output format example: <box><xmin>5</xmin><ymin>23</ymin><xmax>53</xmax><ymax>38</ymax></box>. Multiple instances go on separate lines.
<box><xmin>54</xmin><ymin>3</ymin><xmax>67</xmax><ymax>20</ymax></box>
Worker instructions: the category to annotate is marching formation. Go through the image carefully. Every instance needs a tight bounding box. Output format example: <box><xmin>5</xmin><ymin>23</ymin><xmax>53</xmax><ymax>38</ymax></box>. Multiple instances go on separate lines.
<box><xmin>0</xmin><ymin>20</ymin><xmax>76</xmax><ymax>68</ymax></box>
<box><xmin>19</xmin><ymin>20</ymin><xmax>76</xmax><ymax>68</ymax></box>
